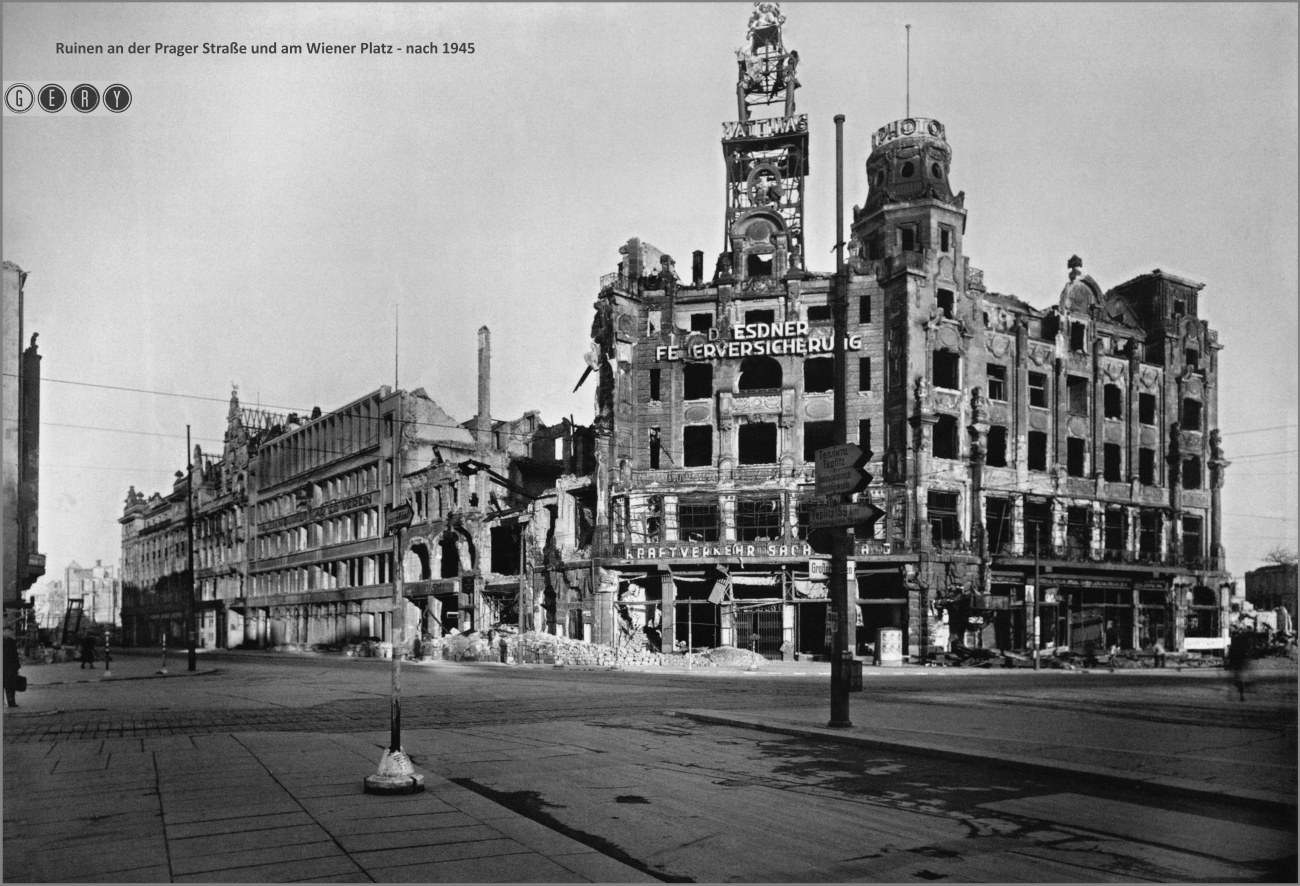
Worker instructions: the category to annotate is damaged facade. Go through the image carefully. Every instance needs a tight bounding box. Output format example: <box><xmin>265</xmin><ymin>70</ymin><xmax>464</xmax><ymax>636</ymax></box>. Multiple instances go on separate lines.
<box><xmin>120</xmin><ymin>328</ymin><xmax>595</xmax><ymax>650</ymax></box>
<box><xmin>581</xmin><ymin>3</ymin><xmax>1232</xmax><ymax>660</ymax></box>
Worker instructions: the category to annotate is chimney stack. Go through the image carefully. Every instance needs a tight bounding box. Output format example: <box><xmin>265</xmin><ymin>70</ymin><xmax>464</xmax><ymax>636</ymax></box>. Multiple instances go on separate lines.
<box><xmin>477</xmin><ymin>326</ymin><xmax>491</xmax><ymax>444</ymax></box>
<box><xmin>692</xmin><ymin>250</ymin><xmax>704</xmax><ymax>286</ymax></box>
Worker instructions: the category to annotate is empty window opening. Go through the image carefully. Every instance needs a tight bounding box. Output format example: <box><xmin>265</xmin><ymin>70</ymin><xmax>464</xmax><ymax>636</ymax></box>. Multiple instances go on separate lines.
<box><xmin>736</xmin><ymin>497</ymin><xmax>782</xmax><ymax>541</ymax></box>
<box><xmin>900</xmin><ymin>226</ymin><xmax>916</xmax><ymax>252</ymax></box>
<box><xmin>1024</xmin><ymin>499</ymin><xmax>1052</xmax><ymax>554</ymax></box>
<box><xmin>986</xmin><ymin>426</ymin><xmax>1008</xmax><ymax>467</ymax></box>
<box><xmin>690</xmin><ymin>312</ymin><xmax>713</xmax><ymax>332</ymax></box>
<box><xmin>859</xmin><ymin>357</ymin><xmax>872</xmax><ymax>391</ymax></box>
<box><xmin>738</xmin><ymin>422</ymin><xmax>778</xmax><ymax>465</ymax></box>
<box><xmin>860</xmin><ymin>295</ymin><xmax>872</xmax><ymax>323</ymax></box>
<box><xmin>987</xmin><ymin>364</ymin><xmax>1007</xmax><ymax>401</ymax></box>
<box><xmin>745</xmin><ymin>308</ymin><xmax>775</xmax><ymax>325</ymax></box>
<box><xmin>986</xmin><ymin>497</ymin><xmax>1013</xmax><ymax>554</ymax></box>
<box><xmin>937</xmin><ymin>289</ymin><xmax>955</xmax><ymax>319</ymax></box>
<box><xmin>683</xmin><ymin>363</ymin><xmax>713</xmax><ymax>400</ymax></box>
<box><xmin>1104</xmin><ymin>510</ymin><xmax>1124</xmax><ymax>553</ymax></box>
<box><xmin>1029</xmin><ymin>372</ymin><xmax>1048</xmax><ymax>408</ymax></box>
<box><xmin>678</xmin><ymin>498</ymin><xmax>720</xmax><ymax>543</ymax></box>
<box><xmin>1067</xmin><ymin>438</ymin><xmax>1086</xmax><ymax>477</ymax></box>
<box><xmin>490</xmin><ymin>524</ymin><xmax>522</xmax><ymax>575</ymax></box>
<box><xmin>1139</xmin><ymin>511</ymin><xmax>1161</xmax><ymax>555</ymax></box>
<box><xmin>1066</xmin><ymin>506</ymin><xmax>1092</xmax><ymax>555</ymax></box>
<box><xmin>1070</xmin><ymin>322</ymin><xmax>1087</xmax><ymax>352</ymax></box>
<box><xmin>933</xmin><ymin>415</ymin><xmax>959</xmax><ymax>459</ymax></box>
<box><xmin>1173</xmin><ymin>298</ymin><xmax>1186</xmax><ymax>317</ymax></box>
<box><xmin>645</xmin><ymin>496</ymin><xmax>662</xmax><ymax>542</ymax></box>
<box><xmin>927</xmin><ymin>491</ymin><xmax>960</xmax><ymax>547</ymax></box>
<box><xmin>439</xmin><ymin>534</ymin><xmax>461</xmax><ymax>578</ymax></box>
<box><xmin>649</xmin><ymin>427</ymin><xmax>661</xmax><ymax>470</ymax></box>
<box><xmin>683</xmin><ymin>425</ymin><xmax>713</xmax><ymax>467</ymax></box>
<box><xmin>900</xmin><ymin>161</ymin><xmax>916</xmax><ymax>179</ymax></box>
<box><xmin>649</xmin><ymin>368</ymin><xmax>661</xmax><ymax>402</ymax></box>
<box><xmin>1104</xmin><ymin>443</ymin><xmax>1122</xmax><ymax>482</ymax></box>
<box><xmin>738</xmin><ymin>355</ymin><xmax>783</xmax><ymax>391</ymax></box>
<box><xmin>933</xmin><ymin>349</ymin><xmax>960</xmax><ymax>389</ymax></box>
<box><xmin>746</xmin><ymin>253</ymin><xmax>773</xmax><ymax>278</ymax></box>
<box><xmin>803</xmin><ymin>421</ymin><xmax>835</xmax><ymax>463</ymax></box>
<box><xmin>1028</xmin><ymin>431</ymin><xmax>1048</xmax><ymax>471</ymax></box>
<box><xmin>1185</xmin><ymin>348</ymin><xmax>1200</xmax><ymax>372</ymax></box>
<box><xmin>1183</xmin><ymin>456</ymin><xmax>1202</xmax><ymax>489</ymax></box>
<box><xmin>1139</xmin><ymin>448</ymin><xmax>1156</xmax><ymax>485</ymax></box>
<box><xmin>806</xmin><ymin>304</ymin><xmax>832</xmax><ymax>323</ymax></box>
<box><xmin>1182</xmin><ymin>516</ymin><xmax>1203</xmax><ymax>561</ymax></box>
<box><xmin>940</xmin><ymin>227</ymin><xmax>951</xmax><ymax>253</ymax></box>
<box><xmin>1104</xmin><ymin>384</ymin><xmax>1123</xmax><ymax>419</ymax></box>
<box><xmin>1139</xmin><ymin>392</ymin><xmax>1157</xmax><ymax>425</ymax></box>
<box><xmin>1182</xmin><ymin>398</ymin><xmax>1202</xmax><ymax>431</ymax></box>
<box><xmin>1067</xmin><ymin>375</ymin><xmax>1089</xmax><ymax>415</ymax></box>
<box><xmin>805</xmin><ymin>357</ymin><xmax>834</xmax><ymax>393</ymax></box>
<box><xmin>858</xmin><ymin>418</ymin><xmax>872</xmax><ymax>453</ymax></box>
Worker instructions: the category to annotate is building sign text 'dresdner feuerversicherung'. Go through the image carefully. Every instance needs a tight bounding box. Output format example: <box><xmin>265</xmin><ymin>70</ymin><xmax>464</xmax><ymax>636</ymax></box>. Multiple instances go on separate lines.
<box><xmin>656</xmin><ymin>321</ymin><xmax>863</xmax><ymax>362</ymax></box>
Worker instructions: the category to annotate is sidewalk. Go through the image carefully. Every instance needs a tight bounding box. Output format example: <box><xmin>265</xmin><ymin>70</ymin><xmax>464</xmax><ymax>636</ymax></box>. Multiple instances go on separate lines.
<box><xmin>669</xmin><ymin>683</ymin><xmax>1298</xmax><ymax>813</ymax></box>
<box><xmin>2</xmin><ymin>727</ymin><xmax>656</xmax><ymax>883</ymax></box>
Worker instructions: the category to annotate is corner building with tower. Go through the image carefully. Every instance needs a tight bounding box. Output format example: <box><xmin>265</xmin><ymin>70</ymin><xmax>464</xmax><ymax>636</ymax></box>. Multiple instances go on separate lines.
<box><xmin>584</xmin><ymin>3</ymin><xmax>1231</xmax><ymax>662</ymax></box>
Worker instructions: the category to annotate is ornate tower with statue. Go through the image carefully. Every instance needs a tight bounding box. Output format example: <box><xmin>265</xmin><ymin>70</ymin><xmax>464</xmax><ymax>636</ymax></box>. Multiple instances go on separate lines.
<box><xmin>721</xmin><ymin>1</ymin><xmax>808</xmax><ymax>290</ymax></box>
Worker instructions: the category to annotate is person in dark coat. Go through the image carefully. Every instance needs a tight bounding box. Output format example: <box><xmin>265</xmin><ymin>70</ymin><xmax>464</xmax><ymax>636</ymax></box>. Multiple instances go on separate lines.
<box><xmin>3</xmin><ymin>627</ymin><xmax>21</xmax><ymax>708</ymax></box>
<box><xmin>79</xmin><ymin>633</ymin><xmax>96</xmax><ymax>669</ymax></box>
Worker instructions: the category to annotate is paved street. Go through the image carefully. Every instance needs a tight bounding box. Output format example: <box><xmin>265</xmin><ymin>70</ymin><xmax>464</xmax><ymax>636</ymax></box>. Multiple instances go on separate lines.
<box><xmin>3</xmin><ymin>651</ymin><xmax>1296</xmax><ymax>882</ymax></box>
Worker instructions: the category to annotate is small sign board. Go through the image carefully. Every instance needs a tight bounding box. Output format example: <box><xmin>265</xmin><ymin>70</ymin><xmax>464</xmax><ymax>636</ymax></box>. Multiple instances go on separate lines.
<box><xmin>810</xmin><ymin>501</ymin><xmax>885</xmax><ymax>531</ymax></box>
<box><xmin>814</xmin><ymin>444</ymin><xmax>871</xmax><ymax>497</ymax></box>
<box><xmin>385</xmin><ymin>502</ymin><xmax>414</xmax><ymax>534</ymax></box>
<box><xmin>808</xmin><ymin>557</ymin><xmax>831</xmax><ymax>580</ymax></box>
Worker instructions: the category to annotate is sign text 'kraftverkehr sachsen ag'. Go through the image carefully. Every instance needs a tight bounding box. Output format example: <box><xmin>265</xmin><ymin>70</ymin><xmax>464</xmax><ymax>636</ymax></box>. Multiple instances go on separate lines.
<box><xmin>655</xmin><ymin>321</ymin><xmax>863</xmax><ymax>362</ymax></box>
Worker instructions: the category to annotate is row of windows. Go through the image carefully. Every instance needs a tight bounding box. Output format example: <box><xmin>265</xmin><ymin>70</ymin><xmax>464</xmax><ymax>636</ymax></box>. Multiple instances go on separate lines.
<box><xmin>640</xmin><ymin>495</ymin><xmax>876</xmax><ymax>544</ymax></box>
<box><xmin>938</xmin><ymin>494</ymin><xmax>1205</xmax><ymax>560</ymax></box>
<box><xmin>654</xmin><ymin>420</ymin><xmax>874</xmax><ymax>469</ymax></box>
<box><xmin>938</xmin><ymin>355</ymin><xmax>1205</xmax><ymax>429</ymax></box>
<box><xmin>650</xmin><ymin>356</ymin><xmax>874</xmax><ymax>402</ymax></box>
<box><xmin>256</xmin><ymin>508</ymin><xmax>383</xmax><ymax>559</ymax></box>
<box><xmin>256</xmin><ymin>466</ymin><xmax>380</xmax><ymax>523</ymax></box>
<box><xmin>680</xmin><ymin>298</ymin><xmax>877</xmax><ymax>334</ymax></box>
<box><xmin>931</xmin><ymin>420</ymin><xmax>1207</xmax><ymax>487</ymax></box>
<box><xmin>251</xmin><ymin>553</ymin><xmax>393</xmax><ymax>597</ymax></box>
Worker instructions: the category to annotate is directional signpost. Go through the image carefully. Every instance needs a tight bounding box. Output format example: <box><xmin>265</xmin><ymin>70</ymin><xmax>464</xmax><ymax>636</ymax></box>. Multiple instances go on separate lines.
<box><xmin>811</xmin><ymin>501</ymin><xmax>884</xmax><ymax>531</ymax></box>
<box><xmin>814</xmin><ymin>443</ymin><xmax>871</xmax><ymax>497</ymax></box>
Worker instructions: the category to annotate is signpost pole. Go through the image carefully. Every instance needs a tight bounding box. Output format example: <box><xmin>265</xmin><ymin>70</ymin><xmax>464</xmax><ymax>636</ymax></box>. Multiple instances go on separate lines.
<box><xmin>828</xmin><ymin>113</ymin><xmax>854</xmax><ymax>729</ymax></box>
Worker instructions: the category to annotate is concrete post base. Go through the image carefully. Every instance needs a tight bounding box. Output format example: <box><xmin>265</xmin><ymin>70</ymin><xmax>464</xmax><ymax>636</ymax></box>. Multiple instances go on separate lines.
<box><xmin>363</xmin><ymin>748</ymin><xmax>426</xmax><ymax>795</ymax></box>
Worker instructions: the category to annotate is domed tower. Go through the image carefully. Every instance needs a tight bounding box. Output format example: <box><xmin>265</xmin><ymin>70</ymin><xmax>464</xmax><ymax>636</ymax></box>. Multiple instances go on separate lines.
<box><xmin>851</xmin><ymin>117</ymin><xmax>965</xmax><ymax>270</ymax></box>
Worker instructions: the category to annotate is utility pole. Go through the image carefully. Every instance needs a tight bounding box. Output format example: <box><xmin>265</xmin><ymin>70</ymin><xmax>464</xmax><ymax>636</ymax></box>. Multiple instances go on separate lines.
<box><xmin>186</xmin><ymin>425</ymin><xmax>196</xmax><ymax>672</ymax></box>
<box><xmin>828</xmin><ymin>113</ymin><xmax>856</xmax><ymax>729</ymax></box>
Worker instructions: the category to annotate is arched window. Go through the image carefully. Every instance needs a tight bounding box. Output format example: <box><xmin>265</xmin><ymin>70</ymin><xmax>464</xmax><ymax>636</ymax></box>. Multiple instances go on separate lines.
<box><xmin>737</xmin><ymin>355</ymin><xmax>782</xmax><ymax>392</ymax></box>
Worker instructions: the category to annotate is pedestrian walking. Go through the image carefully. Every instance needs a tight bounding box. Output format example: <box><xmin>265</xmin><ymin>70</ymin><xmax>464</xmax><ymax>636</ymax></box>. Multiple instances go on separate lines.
<box><xmin>78</xmin><ymin>633</ymin><xmax>97</xmax><ymax>669</ymax></box>
<box><xmin>4</xmin><ymin>627</ymin><xmax>22</xmax><ymax>708</ymax></box>
<box><xmin>1226</xmin><ymin>636</ymin><xmax>1253</xmax><ymax>701</ymax></box>
<box><xmin>1152</xmin><ymin>639</ymin><xmax>1166</xmax><ymax>669</ymax></box>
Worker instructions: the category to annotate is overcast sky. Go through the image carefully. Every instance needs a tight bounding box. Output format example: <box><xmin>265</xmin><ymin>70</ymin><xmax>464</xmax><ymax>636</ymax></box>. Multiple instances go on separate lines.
<box><xmin>4</xmin><ymin>2</ymin><xmax>1296</xmax><ymax>583</ymax></box>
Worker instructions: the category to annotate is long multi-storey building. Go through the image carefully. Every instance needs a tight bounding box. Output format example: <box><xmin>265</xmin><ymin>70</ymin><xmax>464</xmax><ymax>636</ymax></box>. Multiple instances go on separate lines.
<box><xmin>121</xmin><ymin>328</ymin><xmax>593</xmax><ymax>649</ymax></box>
<box><xmin>582</xmin><ymin>3</ymin><xmax>1231</xmax><ymax>660</ymax></box>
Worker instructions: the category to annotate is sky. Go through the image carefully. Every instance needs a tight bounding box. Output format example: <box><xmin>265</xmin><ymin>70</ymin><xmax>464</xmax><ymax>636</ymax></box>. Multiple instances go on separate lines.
<box><xmin>3</xmin><ymin>2</ymin><xmax>1297</xmax><ymax>584</ymax></box>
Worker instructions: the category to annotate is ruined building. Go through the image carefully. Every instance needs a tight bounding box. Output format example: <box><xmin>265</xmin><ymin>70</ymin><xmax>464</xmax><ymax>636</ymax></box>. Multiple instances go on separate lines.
<box><xmin>581</xmin><ymin>2</ymin><xmax>1231</xmax><ymax>659</ymax></box>
<box><xmin>120</xmin><ymin>328</ymin><xmax>594</xmax><ymax>649</ymax></box>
